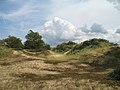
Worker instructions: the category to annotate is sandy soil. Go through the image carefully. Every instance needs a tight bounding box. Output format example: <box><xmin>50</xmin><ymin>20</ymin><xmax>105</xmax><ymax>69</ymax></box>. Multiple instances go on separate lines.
<box><xmin>0</xmin><ymin>51</ymin><xmax>120</xmax><ymax>90</ymax></box>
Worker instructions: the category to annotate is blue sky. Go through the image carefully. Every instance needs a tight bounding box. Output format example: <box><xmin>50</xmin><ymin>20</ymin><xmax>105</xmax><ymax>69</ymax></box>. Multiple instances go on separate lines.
<box><xmin>0</xmin><ymin>0</ymin><xmax>120</xmax><ymax>46</ymax></box>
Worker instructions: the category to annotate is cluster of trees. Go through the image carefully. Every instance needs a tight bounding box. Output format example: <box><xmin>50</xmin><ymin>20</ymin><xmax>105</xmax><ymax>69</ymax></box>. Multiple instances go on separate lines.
<box><xmin>0</xmin><ymin>30</ymin><xmax>50</xmax><ymax>51</ymax></box>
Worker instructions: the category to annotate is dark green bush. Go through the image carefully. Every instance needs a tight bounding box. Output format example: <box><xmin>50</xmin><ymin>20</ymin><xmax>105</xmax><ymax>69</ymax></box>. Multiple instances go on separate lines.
<box><xmin>54</xmin><ymin>41</ymin><xmax>76</xmax><ymax>52</ymax></box>
<box><xmin>4</xmin><ymin>36</ymin><xmax>24</xmax><ymax>49</ymax></box>
<box><xmin>70</xmin><ymin>38</ymin><xmax>114</xmax><ymax>54</ymax></box>
<box><xmin>108</xmin><ymin>67</ymin><xmax>120</xmax><ymax>81</ymax></box>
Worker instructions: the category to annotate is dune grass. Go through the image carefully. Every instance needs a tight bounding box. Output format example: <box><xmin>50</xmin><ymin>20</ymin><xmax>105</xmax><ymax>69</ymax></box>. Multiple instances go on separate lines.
<box><xmin>0</xmin><ymin>46</ymin><xmax>12</xmax><ymax>58</ymax></box>
<box><xmin>44</xmin><ymin>54</ymin><xmax>79</xmax><ymax>64</ymax></box>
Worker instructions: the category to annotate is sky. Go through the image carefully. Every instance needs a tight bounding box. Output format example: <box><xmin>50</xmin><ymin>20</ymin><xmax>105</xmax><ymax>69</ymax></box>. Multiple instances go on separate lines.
<box><xmin>0</xmin><ymin>0</ymin><xmax>120</xmax><ymax>46</ymax></box>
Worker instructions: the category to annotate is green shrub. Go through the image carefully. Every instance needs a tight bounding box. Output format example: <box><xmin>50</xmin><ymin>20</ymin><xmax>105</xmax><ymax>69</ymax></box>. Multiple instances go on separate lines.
<box><xmin>69</xmin><ymin>38</ymin><xmax>114</xmax><ymax>54</ymax></box>
<box><xmin>0</xmin><ymin>46</ymin><xmax>12</xmax><ymax>58</ymax></box>
<box><xmin>92</xmin><ymin>46</ymin><xmax>120</xmax><ymax>68</ymax></box>
<box><xmin>108</xmin><ymin>67</ymin><xmax>120</xmax><ymax>81</ymax></box>
<box><xmin>4</xmin><ymin>36</ymin><xmax>24</xmax><ymax>49</ymax></box>
<box><xmin>54</xmin><ymin>41</ymin><xmax>76</xmax><ymax>52</ymax></box>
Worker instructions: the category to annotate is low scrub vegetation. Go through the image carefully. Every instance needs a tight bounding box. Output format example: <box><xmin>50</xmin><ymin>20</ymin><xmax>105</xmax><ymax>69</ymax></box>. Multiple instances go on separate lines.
<box><xmin>54</xmin><ymin>38</ymin><xmax>118</xmax><ymax>64</ymax></box>
<box><xmin>0</xmin><ymin>46</ymin><xmax>12</xmax><ymax>58</ymax></box>
<box><xmin>92</xmin><ymin>46</ymin><xmax>120</xmax><ymax>68</ymax></box>
<box><xmin>4</xmin><ymin>36</ymin><xmax>24</xmax><ymax>49</ymax></box>
<box><xmin>108</xmin><ymin>66</ymin><xmax>120</xmax><ymax>81</ymax></box>
<box><xmin>69</xmin><ymin>38</ymin><xmax>115</xmax><ymax>54</ymax></box>
<box><xmin>54</xmin><ymin>41</ymin><xmax>76</xmax><ymax>53</ymax></box>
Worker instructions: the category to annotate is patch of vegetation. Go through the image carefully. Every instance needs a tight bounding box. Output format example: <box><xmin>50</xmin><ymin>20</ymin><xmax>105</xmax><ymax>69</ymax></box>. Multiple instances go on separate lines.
<box><xmin>0</xmin><ymin>40</ymin><xmax>4</xmax><ymax>46</ymax></box>
<box><xmin>4</xmin><ymin>36</ymin><xmax>24</xmax><ymax>49</ymax></box>
<box><xmin>108</xmin><ymin>66</ymin><xmax>120</xmax><ymax>81</ymax></box>
<box><xmin>0</xmin><ymin>46</ymin><xmax>12</xmax><ymax>58</ymax></box>
<box><xmin>1</xmin><ymin>30</ymin><xmax>51</xmax><ymax>52</ymax></box>
<box><xmin>53</xmin><ymin>38</ymin><xmax>118</xmax><ymax>64</ymax></box>
<box><xmin>45</xmin><ymin>54</ymin><xmax>79</xmax><ymax>64</ymax></box>
<box><xmin>92</xmin><ymin>46</ymin><xmax>120</xmax><ymax>68</ymax></box>
<box><xmin>69</xmin><ymin>38</ymin><xmax>115</xmax><ymax>54</ymax></box>
<box><xmin>24</xmin><ymin>30</ymin><xmax>51</xmax><ymax>52</ymax></box>
<box><xmin>53</xmin><ymin>41</ymin><xmax>76</xmax><ymax>53</ymax></box>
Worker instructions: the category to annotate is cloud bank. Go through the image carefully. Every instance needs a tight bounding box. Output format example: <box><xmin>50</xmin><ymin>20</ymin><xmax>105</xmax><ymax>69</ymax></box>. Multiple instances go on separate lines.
<box><xmin>107</xmin><ymin>0</ymin><xmax>120</xmax><ymax>10</ymax></box>
<box><xmin>40</xmin><ymin>17</ymin><xmax>120</xmax><ymax>46</ymax></box>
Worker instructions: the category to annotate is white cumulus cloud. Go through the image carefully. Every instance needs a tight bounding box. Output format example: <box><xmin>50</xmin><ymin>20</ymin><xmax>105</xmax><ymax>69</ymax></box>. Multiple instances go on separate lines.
<box><xmin>41</xmin><ymin>17</ymin><xmax>76</xmax><ymax>46</ymax></box>
<box><xmin>40</xmin><ymin>17</ymin><xmax>120</xmax><ymax>46</ymax></box>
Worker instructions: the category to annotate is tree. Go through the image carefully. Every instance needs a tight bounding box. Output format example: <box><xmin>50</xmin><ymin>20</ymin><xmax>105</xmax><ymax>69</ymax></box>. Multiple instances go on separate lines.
<box><xmin>24</xmin><ymin>30</ymin><xmax>50</xmax><ymax>51</ymax></box>
<box><xmin>4</xmin><ymin>36</ymin><xmax>23</xmax><ymax>49</ymax></box>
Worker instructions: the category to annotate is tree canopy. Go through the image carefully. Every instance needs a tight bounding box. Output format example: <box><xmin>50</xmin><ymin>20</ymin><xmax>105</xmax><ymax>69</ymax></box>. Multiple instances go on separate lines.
<box><xmin>24</xmin><ymin>30</ymin><xmax>50</xmax><ymax>51</ymax></box>
<box><xmin>4</xmin><ymin>36</ymin><xmax>23</xmax><ymax>49</ymax></box>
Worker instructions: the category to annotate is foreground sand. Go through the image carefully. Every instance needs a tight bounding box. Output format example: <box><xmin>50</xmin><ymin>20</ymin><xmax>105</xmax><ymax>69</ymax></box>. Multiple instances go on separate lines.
<box><xmin>0</xmin><ymin>51</ymin><xmax>120</xmax><ymax>90</ymax></box>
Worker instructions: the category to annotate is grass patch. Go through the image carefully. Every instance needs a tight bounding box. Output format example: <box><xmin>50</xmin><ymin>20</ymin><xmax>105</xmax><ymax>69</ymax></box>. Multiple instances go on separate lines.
<box><xmin>44</xmin><ymin>54</ymin><xmax>79</xmax><ymax>64</ymax></box>
<box><xmin>0</xmin><ymin>46</ymin><xmax>12</xmax><ymax>58</ymax></box>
